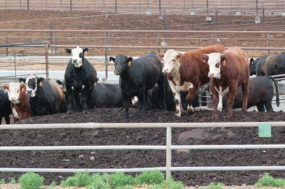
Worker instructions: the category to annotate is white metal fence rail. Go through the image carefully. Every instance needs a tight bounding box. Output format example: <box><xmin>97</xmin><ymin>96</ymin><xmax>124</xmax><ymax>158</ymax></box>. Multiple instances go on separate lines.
<box><xmin>0</xmin><ymin>122</ymin><xmax>285</xmax><ymax>178</ymax></box>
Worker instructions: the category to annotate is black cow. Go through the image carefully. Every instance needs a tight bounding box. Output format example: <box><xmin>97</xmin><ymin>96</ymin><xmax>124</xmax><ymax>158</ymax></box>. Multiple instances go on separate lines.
<box><xmin>0</xmin><ymin>89</ymin><xmax>11</xmax><ymax>124</ymax></box>
<box><xmin>65</xmin><ymin>46</ymin><xmax>97</xmax><ymax>112</ymax></box>
<box><xmin>109</xmin><ymin>52</ymin><xmax>165</xmax><ymax>119</ymax></box>
<box><xmin>223</xmin><ymin>76</ymin><xmax>275</xmax><ymax>112</ymax></box>
<box><xmin>20</xmin><ymin>74</ymin><xmax>67</xmax><ymax>116</ymax></box>
<box><xmin>92</xmin><ymin>83</ymin><xmax>123</xmax><ymax>108</ymax></box>
<box><xmin>249</xmin><ymin>53</ymin><xmax>285</xmax><ymax>76</ymax></box>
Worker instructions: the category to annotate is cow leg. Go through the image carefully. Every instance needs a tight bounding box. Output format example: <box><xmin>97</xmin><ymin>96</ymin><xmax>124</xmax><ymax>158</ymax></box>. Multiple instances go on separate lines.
<box><xmin>123</xmin><ymin>96</ymin><xmax>132</xmax><ymax>119</ymax></box>
<box><xmin>5</xmin><ymin>115</ymin><xmax>10</xmax><ymax>124</ymax></box>
<box><xmin>168</xmin><ymin>81</ymin><xmax>182</xmax><ymax>117</ymax></box>
<box><xmin>210</xmin><ymin>84</ymin><xmax>219</xmax><ymax>119</ymax></box>
<box><xmin>241</xmin><ymin>80</ymin><xmax>249</xmax><ymax>112</ymax></box>
<box><xmin>264</xmin><ymin>101</ymin><xmax>273</xmax><ymax>112</ymax></box>
<box><xmin>157</xmin><ymin>74</ymin><xmax>166</xmax><ymax>110</ymax></box>
<box><xmin>256</xmin><ymin>103</ymin><xmax>265</xmax><ymax>112</ymax></box>
<box><xmin>225</xmin><ymin>87</ymin><xmax>237</xmax><ymax>118</ymax></box>
<box><xmin>86</xmin><ymin>89</ymin><xmax>93</xmax><ymax>110</ymax></box>
<box><xmin>73</xmin><ymin>92</ymin><xmax>83</xmax><ymax>112</ymax></box>
<box><xmin>185</xmin><ymin>85</ymin><xmax>197</xmax><ymax>114</ymax></box>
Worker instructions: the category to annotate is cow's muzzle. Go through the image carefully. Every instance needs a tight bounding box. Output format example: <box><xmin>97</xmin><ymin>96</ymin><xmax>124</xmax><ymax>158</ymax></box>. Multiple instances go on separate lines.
<box><xmin>114</xmin><ymin>71</ymin><xmax>120</xmax><ymax>75</ymax></box>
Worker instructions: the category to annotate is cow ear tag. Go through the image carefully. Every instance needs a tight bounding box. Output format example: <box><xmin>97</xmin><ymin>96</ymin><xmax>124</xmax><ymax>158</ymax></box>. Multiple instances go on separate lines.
<box><xmin>222</xmin><ymin>60</ymin><xmax>226</xmax><ymax>67</ymax></box>
<box><xmin>84</xmin><ymin>51</ymin><xmax>88</xmax><ymax>56</ymax></box>
<box><xmin>39</xmin><ymin>82</ymin><xmax>43</xmax><ymax>87</ymax></box>
<box><xmin>128</xmin><ymin>61</ymin><xmax>132</xmax><ymax>67</ymax></box>
<box><xmin>258</xmin><ymin>123</ymin><xmax>271</xmax><ymax>137</ymax></box>
<box><xmin>94</xmin><ymin>82</ymin><xmax>96</xmax><ymax>86</ymax></box>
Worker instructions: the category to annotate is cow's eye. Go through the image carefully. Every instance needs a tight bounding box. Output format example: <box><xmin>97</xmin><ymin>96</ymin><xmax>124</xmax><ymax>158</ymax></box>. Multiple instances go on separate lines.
<box><xmin>215</xmin><ymin>63</ymin><xmax>220</xmax><ymax>68</ymax></box>
<box><xmin>79</xmin><ymin>53</ymin><xmax>82</xmax><ymax>58</ymax></box>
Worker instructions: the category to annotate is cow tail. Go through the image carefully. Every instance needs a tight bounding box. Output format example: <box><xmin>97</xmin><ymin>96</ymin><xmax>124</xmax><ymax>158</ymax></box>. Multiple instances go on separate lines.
<box><xmin>272</xmin><ymin>79</ymin><xmax>280</xmax><ymax>107</ymax></box>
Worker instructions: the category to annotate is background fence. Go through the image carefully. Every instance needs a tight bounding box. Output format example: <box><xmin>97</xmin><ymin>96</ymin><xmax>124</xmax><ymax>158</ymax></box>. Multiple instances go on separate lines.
<box><xmin>0</xmin><ymin>0</ymin><xmax>285</xmax><ymax>16</ymax></box>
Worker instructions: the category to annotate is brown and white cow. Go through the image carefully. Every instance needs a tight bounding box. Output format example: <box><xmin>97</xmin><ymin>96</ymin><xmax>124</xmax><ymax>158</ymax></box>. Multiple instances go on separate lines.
<box><xmin>204</xmin><ymin>46</ymin><xmax>249</xmax><ymax>118</ymax></box>
<box><xmin>162</xmin><ymin>44</ymin><xmax>225</xmax><ymax>117</ymax></box>
<box><xmin>2</xmin><ymin>82</ymin><xmax>31</xmax><ymax>122</ymax></box>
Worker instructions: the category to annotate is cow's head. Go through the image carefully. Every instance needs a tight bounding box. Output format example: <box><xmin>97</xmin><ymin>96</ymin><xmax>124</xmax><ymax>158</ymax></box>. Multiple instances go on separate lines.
<box><xmin>162</xmin><ymin>49</ymin><xmax>182</xmax><ymax>74</ymax></box>
<box><xmin>249</xmin><ymin>58</ymin><xmax>256</xmax><ymax>76</ymax></box>
<box><xmin>2</xmin><ymin>82</ymin><xmax>26</xmax><ymax>104</ymax></box>
<box><xmin>109</xmin><ymin>55</ymin><xmax>133</xmax><ymax>75</ymax></box>
<box><xmin>56</xmin><ymin>80</ymin><xmax>67</xmax><ymax>94</ymax></box>
<box><xmin>65</xmin><ymin>46</ymin><xmax>88</xmax><ymax>68</ymax></box>
<box><xmin>205</xmin><ymin>53</ymin><xmax>226</xmax><ymax>79</ymax></box>
<box><xmin>25</xmin><ymin>74</ymin><xmax>44</xmax><ymax>98</ymax></box>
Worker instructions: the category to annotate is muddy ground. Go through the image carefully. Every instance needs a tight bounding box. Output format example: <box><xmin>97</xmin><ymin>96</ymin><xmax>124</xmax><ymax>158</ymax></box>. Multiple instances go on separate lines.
<box><xmin>0</xmin><ymin>108</ymin><xmax>284</xmax><ymax>186</ymax></box>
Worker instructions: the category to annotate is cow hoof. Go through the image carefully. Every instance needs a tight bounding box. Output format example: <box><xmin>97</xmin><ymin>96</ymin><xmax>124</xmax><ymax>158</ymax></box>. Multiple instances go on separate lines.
<box><xmin>187</xmin><ymin>105</ymin><xmax>195</xmax><ymax>114</ymax></box>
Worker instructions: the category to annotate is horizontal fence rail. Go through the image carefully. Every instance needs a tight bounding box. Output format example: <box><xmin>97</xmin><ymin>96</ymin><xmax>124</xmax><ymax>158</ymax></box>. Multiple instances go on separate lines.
<box><xmin>0</xmin><ymin>122</ymin><xmax>285</xmax><ymax>178</ymax></box>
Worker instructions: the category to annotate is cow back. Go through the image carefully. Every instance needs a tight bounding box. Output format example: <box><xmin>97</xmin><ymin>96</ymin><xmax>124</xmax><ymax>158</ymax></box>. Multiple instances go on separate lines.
<box><xmin>179</xmin><ymin>44</ymin><xmax>225</xmax><ymax>86</ymax></box>
<box><xmin>51</xmin><ymin>83</ymin><xmax>67</xmax><ymax>113</ymax></box>
<box><xmin>93</xmin><ymin>83</ymin><xmax>122</xmax><ymax>108</ymax></box>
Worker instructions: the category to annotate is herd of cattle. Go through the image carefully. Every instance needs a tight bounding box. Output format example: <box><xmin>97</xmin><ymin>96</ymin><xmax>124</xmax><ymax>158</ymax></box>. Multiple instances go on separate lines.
<box><xmin>0</xmin><ymin>44</ymin><xmax>284</xmax><ymax>123</ymax></box>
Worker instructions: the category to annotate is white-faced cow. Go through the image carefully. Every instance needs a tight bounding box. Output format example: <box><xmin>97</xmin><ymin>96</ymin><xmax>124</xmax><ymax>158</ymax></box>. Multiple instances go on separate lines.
<box><xmin>2</xmin><ymin>82</ymin><xmax>30</xmax><ymax>122</ymax></box>
<box><xmin>0</xmin><ymin>88</ymin><xmax>11</xmax><ymax>124</ymax></box>
<box><xmin>162</xmin><ymin>44</ymin><xmax>225</xmax><ymax>117</ymax></box>
<box><xmin>109</xmin><ymin>52</ymin><xmax>165</xmax><ymax>119</ymax></box>
<box><xmin>22</xmin><ymin>74</ymin><xmax>67</xmax><ymax>116</ymax></box>
<box><xmin>65</xmin><ymin>46</ymin><xmax>97</xmax><ymax>112</ymax></box>
<box><xmin>204</xmin><ymin>47</ymin><xmax>249</xmax><ymax>118</ymax></box>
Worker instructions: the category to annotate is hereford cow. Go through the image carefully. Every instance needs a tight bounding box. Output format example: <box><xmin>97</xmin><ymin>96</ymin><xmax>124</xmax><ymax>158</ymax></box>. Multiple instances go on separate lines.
<box><xmin>21</xmin><ymin>74</ymin><xmax>67</xmax><ymax>116</ymax></box>
<box><xmin>224</xmin><ymin>76</ymin><xmax>274</xmax><ymax>112</ymax></box>
<box><xmin>249</xmin><ymin>53</ymin><xmax>285</xmax><ymax>76</ymax></box>
<box><xmin>109</xmin><ymin>51</ymin><xmax>165</xmax><ymax>119</ymax></box>
<box><xmin>2</xmin><ymin>82</ymin><xmax>30</xmax><ymax>122</ymax></box>
<box><xmin>65</xmin><ymin>46</ymin><xmax>97</xmax><ymax>112</ymax></box>
<box><xmin>162</xmin><ymin>44</ymin><xmax>225</xmax><ymax>117</ymax></box>
<box><xmin>205</xmin><ymin>47</ymin><xmax>249</xmax><ymax>118</ymax></box>
<box><xmin>0</xmin><ymin>88</ymin><xmax>11</xmax><ymax>124</ymax></box>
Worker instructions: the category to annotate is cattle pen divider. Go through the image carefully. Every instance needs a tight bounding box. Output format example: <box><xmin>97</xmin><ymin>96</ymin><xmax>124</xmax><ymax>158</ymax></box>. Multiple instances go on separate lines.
<box><xmin>0</xmin><ymin>122</ymin><xmax>285</xmax><ymax>178</ymax></box>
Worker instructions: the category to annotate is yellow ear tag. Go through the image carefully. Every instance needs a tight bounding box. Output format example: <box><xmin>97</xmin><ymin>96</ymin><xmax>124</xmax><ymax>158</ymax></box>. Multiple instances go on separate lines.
<box><xmin>94</xmin><ymin>82</ymin><xmax>96</xmax><ymax>86</ymax></box>
<box><xmin>84</xmin><ymin>51</ymin><xmax>88</xmax><ymax>56</ymax></box>
<box><xmin>128</xmin><ymin>61</ymin><xmax>132</xmax><ymax>67</ymax></box>
<box><xmin>222</xmin><ymin>61</ymin><xmax>226</xmax><ymax>67</ymax></box>
<box><xmin>39</xmin><ymin>82</ymin><xmax>43</xmax><ymax>87</ymax></box>
<box><xmin>21</xmin><ymin>87</ymin><xmax>25</xmax><ymax>92</ymax></box>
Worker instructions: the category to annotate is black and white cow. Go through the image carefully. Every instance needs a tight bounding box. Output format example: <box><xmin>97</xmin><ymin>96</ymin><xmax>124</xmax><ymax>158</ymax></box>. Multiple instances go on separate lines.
<box><xmin>110</xmin><ymin>52</ymin><xmax>165</xmax><ymax>119</ymax></box>
<box><xmin>21</xmin><ymin>74</ymin><xmax>67</xmax><ymax>116</ymax></box>
<box><xmin>65</xmin><ymin>46</ymin><xmax>97</xmax><ymax>112</ymax></box>
<box><xmin>0</xmin><ymin>88</ymin><xmax>11</xmax><ymax>124</ymax></box>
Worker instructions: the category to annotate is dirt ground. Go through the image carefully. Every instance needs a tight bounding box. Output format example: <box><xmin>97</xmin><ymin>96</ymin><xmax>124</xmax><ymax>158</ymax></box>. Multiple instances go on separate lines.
<box><xmin>0</xmin><ymin>109</ymin><xmax>284</xmax><ymax>187</ymax></box>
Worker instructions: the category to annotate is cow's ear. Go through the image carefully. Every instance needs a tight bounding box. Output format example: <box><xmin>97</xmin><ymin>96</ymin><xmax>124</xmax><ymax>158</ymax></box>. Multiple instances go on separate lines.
<box><xmin>83</xmin><ymin>48</ymin><xmax>88</xmax><ymax>56</ymax></box>
<box><xmin>109</xmin><ymin>57</ymin><xmax>115</xmax><ymax>62</ymax></box>
<box><xmin>37</xmin><ymin>77</ymin><xmax>45</xmax><ymax>87</ymax></box>
<box><xmin>1</xmin><ymin>84</ymin><xmax>8</xmax><ymax>92</ymax></box>
<box><xmin>176</xmin><ymin>54</ymin><xmax>182</xmax><ymax>63</ymax></box>
<box><xmin>202</xmin><ymin>54</ymin><xmax>209</xmax><ymax>63</ymax></box>
<box><xmin>250</xmin><ymin>58</ymin><xmax>254</xmax><ymax>65</ymax></box>
<box><xmin>128</xmin><ymin>57</ymin><xmax>133</xmax><ymax>67</ymax></box>
<box><xmin>65</xmin><ymin>49</ymin><xmax>72</xmax><ymax>54</ymax></box>
<box><xmin>56</xmin><ymin>80</ymin><xmax>63</xmax><ymax>85</ymax></box>
<box><xmin>19</xmin><ymin>78</ymin><xmax>26</xmax><ymax>83</ymax></box>
<box><xmin>158</xmin><ymin>54</ymin><xmax>164</xmax><ymax>62</ymax></box>
<box><xmin>221</xmin><ymin>54</ymin><xmax>226</xmax><ymax>67</ymax></box>
<box><xmin>20</xmin><ymin>83</ymin><xmax>25</xmax><ymax>92</ymax></box>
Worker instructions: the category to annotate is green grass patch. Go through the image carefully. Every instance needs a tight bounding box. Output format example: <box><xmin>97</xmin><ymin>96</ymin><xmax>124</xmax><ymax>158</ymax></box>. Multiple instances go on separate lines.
<box><xmin>199</xmin><ymin>182</ymin><xmax>224</xmax><ymax>189</ymax></box>
<box><xmin>254</xmin><ymin>173</ymin><xmax>285</xmax><ymax>187</ymax></box>
<box><xmin>18</xmin><ymin>171</ymin><xmax>44</xmax><ymax>189</ymax></box>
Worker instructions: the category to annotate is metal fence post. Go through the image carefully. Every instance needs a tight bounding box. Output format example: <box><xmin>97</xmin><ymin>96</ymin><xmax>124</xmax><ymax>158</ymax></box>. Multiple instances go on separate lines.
<box><xmin>20</xmin><ymin>0</ymin><xmax>22</xmax><ymax>8</ymax></box>
<box><xmin>256</xmin><ymin>0</ymin><xmax>258</xmax><ymax>16</ymax></box>
<box><xmin>166</xmin><ymin>126</ymin><xmax>172</xmax><ymax>179</ymax></box>
<box><xmin>70</xmin><ymin>0</ymin><xmax>72</xmax><ymax>11</ymax></box>
<box><xmin>206</xmin><ymin>0</ymin><xmax>209</xmax><ymax>16</ymax></box>
<box><xmin>163</xmin><ymin>11</ymin><xmax>167</xmax><ymax>53</ymax></box>
<box><xmin>115</xmin><ymin>0</ymin><xmax>117</xmax><ymax>13</ymax></box>
<box><xmin>215</xmin><ymin>8</ymin><xmax>218</xmax><ymax>30</ymax></box>
<box><xmin>157</xmin><ymin>34</ymin><xmax>160</xmax><ymax>54</ymax></box>
<box><xmin>50</xmin><ymin>18</ymin><xmax>53</xmax><ymax>52</ymax></box>
<box><xmin>14</xmin><ymin>53</ymin><xmax>17</xmax><ymax>82</ymax></box>
<box><xmin>159</xmin><ymin>0</ymin><xmax>162</xmax><ymax>18</ymax></box>
<box><xmin>105</xmin><ymin>14</ymin><xmax>109</xmax><ymax>79</ymax></box>
<box><xmin>27</xmin><ymin>0</ymin><xmax>29</xmax><ymax>10</ymax></box>
<box><xmin>45</xmin><ymin>42</ymin><xmax>49</xmax><ymax>80</ymax></box>
<box><xmin>60</xmin><ymin>0</ymin><xmax>62</xmax><ymax>9</ymax></box>
<box><xmin>54</xmin><ymin>32</ymin><xmax>57</xmax><ymax>55</ymax></box>
<box><xmin>6</xmin><ymin>32</ymin><xmax>8</xmax><ymax>56</ymax></box>
<box><xmin>262</xmin><ymin>4</ymin><xmax>265</xmax><ymax>30</ymax></box>
<box><xmin>267</xmin><ymin>34</ymin><xmax>271</xmax><ymax>55</ymax></box>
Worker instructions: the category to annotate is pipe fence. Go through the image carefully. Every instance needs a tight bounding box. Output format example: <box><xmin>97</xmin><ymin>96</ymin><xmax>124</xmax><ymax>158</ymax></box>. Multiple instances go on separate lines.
<box><xmin>0</xmin><ymin>122</ymin><xmax>284</xmax><ymax>178</ymax></box>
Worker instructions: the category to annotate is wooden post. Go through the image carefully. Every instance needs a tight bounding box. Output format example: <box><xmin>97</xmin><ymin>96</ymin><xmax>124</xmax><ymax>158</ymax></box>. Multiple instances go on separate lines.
<box><xmin>105</xmin><ymin>14</ymin><xmax>109</xmax><ymax>79</ymax></box>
